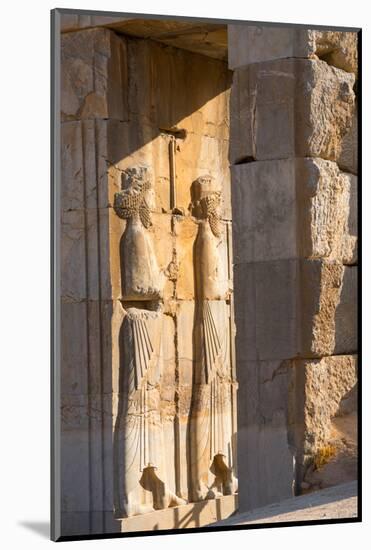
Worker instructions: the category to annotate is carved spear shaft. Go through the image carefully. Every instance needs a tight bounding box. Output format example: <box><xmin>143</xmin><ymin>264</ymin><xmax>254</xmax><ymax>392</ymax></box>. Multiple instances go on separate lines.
<box><xmin>169</xmin><ymin>135</ymin><xmax>177</xmax><ymax>210</ymax></box>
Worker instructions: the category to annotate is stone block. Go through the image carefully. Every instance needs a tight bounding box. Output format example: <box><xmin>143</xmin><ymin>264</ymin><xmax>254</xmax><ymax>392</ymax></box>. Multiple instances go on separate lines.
<box><xmin>339</xmin><ymin>107</ymin><xmax>358</xmax><ymax>174</ymax></box>
<box><xmin>119</xmin><ymin>494</ymin><xmax>237</xmax><ymax>531</ymax></box>
<box><xmin>231</xmin><ymin>158</ymin><xmax>356</xmax><ymax>264</ymax></box>
<box><xmin>234</xmin><ymin>259</ymin><xmax>346</xmax><ymax>360</ymax></box>
<box><xmin>230</xmin><ymin>59</ymin><xmax>355</xmax><ymax>164</ymax></box>
<box><xmin>61</xmin><ymin>28</ymin><xmax>127</xmax><ymax>121</ymax></box>
<box><xmin>234</xmin><ymin>260</ymin><xmax>299</xmax><ymax>361</ymax></box>
<box><xmin>61</xmin><ymin>209</ymin><xmax>86</xmax><ymax>302</ymax></box>
<box><xmin>228</xmin><ymin>25</ymin><xmax>358</xmax><ymax>74</ymax></box>
<box><xmin>228</xmin><ymin>25</ymin><xmax>312</xmax><ymax>69</ymax></box>
<box><xmin>312</xmin><ymin>31</ymin><xmax>358</xmax><ymax>74</ymax></box>
<box><xmin>61</xmin><ymin>429</ymin><xmax>90</xmax><ymax>513</ymax></box>
<box><xmin>61</xmin><ymin>299</ymin><xmax>116</xmax><ymax>398</ymax></box>
<box><xmin>231</xmin><ymin>159</ymin><xmax>297</xmax><ymax>263</ymax></box>
<box><xmin>60</xmin><ymin>13</ymin><xmax>129</xmax><ymax>33</ymax></box>
<box><xmin>344</xmin><ymin>173</ymin><xmax>358</xmax><ymax>264</ymax></box>
<box><xmin>126</xmin><ymin>37</ymin><xmax>231</xmax><ymax>140</ymax></box>
<box><xmin>60</xmin><ymin>118</ymin><xmax>125</xmax><ymax>212</ymax></box>
<box><xmin>61</xmin><ymin>302</ymin><xmax>89</xmax><ymax>395</ymax></box>
<box><xmin>291</xmin><ymin>355</ymin><xmax>357</xmax><ymax>456</ymax></box>
<box><xmin>61</xmin><ymin>208</ymin><xmax>113</xmax><ymax>301</ymax></box>
<box><xmin>300</xmin><ymin>260</ymin><xmax>344</xmax><ymax>357</ymax></box>
<box><xmin>335</xmin><ymin>267</ymin><xmax>358</xmax><ymax>354</ymax></box>
<box><xmin>296</xmin><ymin>160</ymin><xmax>356</xmax><ymax>264</ymax></box>
<box><xmin>237</xmin><ymin>360</ymin><xmax>294</xmax><ymax>511</ymax></box>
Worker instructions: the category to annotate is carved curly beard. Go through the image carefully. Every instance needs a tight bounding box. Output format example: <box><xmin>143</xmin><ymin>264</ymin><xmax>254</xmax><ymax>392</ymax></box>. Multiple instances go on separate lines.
<box><xmin>201</xmin><ymin>192</ymin><xmax>222</xmax><ymax>238</ymax></box>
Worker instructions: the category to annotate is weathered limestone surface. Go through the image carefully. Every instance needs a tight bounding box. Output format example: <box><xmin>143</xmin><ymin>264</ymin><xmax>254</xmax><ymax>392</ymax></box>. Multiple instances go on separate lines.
<box><xmin>234</xmin><ymin>259</ymin><xmax>349</xmax><ymax>361</ymax></box>
<box><xmin>335</xmin><ymin>267</ymin><xmax>358</xmax><ymax>354</ymax></box>
<box><xmin>237</xmin><ymin>359</ymin><xmax>295</xmax><ymax>510</ymax></box>
<box><xmin>290</xmin><ymin>355</ymin><xmax>357</xmax><ymax>457</ymax></box>
<box><xmin>61</xmin><ymin>38</ymin><xmax>232</xmax><ymax>215</ymax></box>
<box><xmin>228</xmin><ymin>25</ymin><xmax>358</xmax><ymax>73</ymax></box>
<box><xmin>119</xmin><ymin>494</ymin><xmax>237</xmax><ymax>532</ymax></box>
<box><xmin>229</xmin><ymin>23</ymin><xmax>358</xmax><ymax>515</ymax></box>
<box><xmin>61</xmin><ymin>28</ymin><xmax>127</xmax><ymax>121</ymax></box>
<box><xmin>60</xmin><ymin>14</ymin><xmax>228</xmax><ymax>61</ymax></box>
<box><xmin>61</xmin><ymin>495</ymin><xmax>237</xmax><ymax>536</ymax></box>
<box><xmin>300</xmin><ymin>260</ymin><xmax>345</xmax><ymax>357</ymax></box>
<box><xmin>234</xmin><ymin>260</ymin><xmax>299</xmax><ymax>361</ymax></box>
<box><xmin>230</xmin><ymin>59</ymin><xmax>355</xmax><ymax>164</ymax></box>
<box><xmin>60</xmin><ymin>24</ymin><xmax>235</xmax><ymax>536</ymax></box>
<box><xmin>231</xmin><ymin>159</ymin><xmax>357</xmax><ymax>265</ymax></box>
<box><xmin>59</xmin><ymin>19</ymin><xmax>358</xmax><ymax>533</ymax></box>
<box><xmin>339</xmin><ymin>109</ymin><xmax>358</xmax><ymax>174</ymax></box>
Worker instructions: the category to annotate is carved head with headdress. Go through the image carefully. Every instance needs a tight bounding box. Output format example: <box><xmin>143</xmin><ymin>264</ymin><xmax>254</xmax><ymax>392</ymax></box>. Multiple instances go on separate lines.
<box><xmin>113</xmin><ymin>166</ymin><xmax>153</xmax><ymax>229</ymax></box>
<box><xmin>192</xmin><ymin>175</ymin><xmax>222</xmax><ymax>238</ymax></box>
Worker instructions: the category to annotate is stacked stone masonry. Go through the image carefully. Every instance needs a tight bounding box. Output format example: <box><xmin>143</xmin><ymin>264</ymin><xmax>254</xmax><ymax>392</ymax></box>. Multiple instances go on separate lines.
<box><xmin>60</xmin><ymin>23</ymin><xmax>238</xmax><ymax>536</ymax></box>
<box><xmin>228</xmin><ymin>25</ymin><xmax>358</xmax><ymax>512</ymax></box>
<box><xmin>59</xmin><ymin>16</ymin><xmax>358</xmax><ymax>536</ymax></box>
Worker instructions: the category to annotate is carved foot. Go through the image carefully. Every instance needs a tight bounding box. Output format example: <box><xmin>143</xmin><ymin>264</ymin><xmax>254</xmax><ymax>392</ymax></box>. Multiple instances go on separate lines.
<box><xmin>193</xmin><ymin>482</ymin><xmax>209</xmax><ymax>502</ymax></box>
<box><xmin>168</xmin><ymin>491</ymin><xmax>187</xmax><ymax>507</ymax></box>
<box><xmin>223</xmin><ymin>473</ymin><xmax>238</xmax><ymax>495</ymax></box>
<box><xmin>206</xmin><ymin>487</ymin><xmax>223</xmax><ymax>499</ymax></box>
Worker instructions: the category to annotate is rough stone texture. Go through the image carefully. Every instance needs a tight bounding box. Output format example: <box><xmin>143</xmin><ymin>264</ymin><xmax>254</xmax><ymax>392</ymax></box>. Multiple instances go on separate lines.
<box><xmin>335</xmin><ymin>267</ymin><xmax>358</xmax><ymax>354</ymax></box>
<box><xmin>237</xmin><ymin>359</ymin><xmax>295</xmax><ymax>510</ymax></box>
<box><xmin>291</xmin><ymin>355</ymin><xmax>357</xmax><ymax>457</ymax></box>
<box><xmin>303</xmin><ymin>411</ymin><xmax>357</xmax><ymax>491</ymax></box>
<box><xmin>230</xmin><ymin>58</ymin><xmax>355</xmax><ymax>164</ymax></box>
<box><xmin>228</xmin><ymin>25</ymin><xmax>358</xmax><ymax>74</ymax></box>
<box><xmin>339</xmin><ymin>107</ymin><xmax>358</xmax><ymax>174</ymax></box>
<box><xmin>61</xmin><ymin>28</ymin><xmax>127</xmax><ymax>121</ymax></box>
<box><xmin>61</xmin><ymin>15</ymin><xmax>228</xmax><ymax>61</ymax></box>
<box><xmin>231</xmin><ymin>158</ymin><xmax>356</xmax><ymax>265</ymax></box>
<box><xmin>231</xmin><ymin>160</ymin><xmax>297</xmax><ymax>263</ymax></box>
<box><xmin>61</xmin><ymin>36</ymin><xmax>232</xmax><ymax>217</ymax></box>
<box><xmin>60</xmin><ymin>27</ymin><xmax>236</xmax><ymax>536</ymax></box>
<box><xmin>297</xmin><ymin>161</ymin><xmax>356</xmax><ymax>264</ymax></box>
<box><xmin>60</xmin><ymin>14</ymin><xmax>131</xmax><ymax>33</ymax></box>
<box><xmin>62</xmin><ymin>494</ymin><xmax>237</xmax><ymax>536</ymax></box>
<box><xmin>234</xmin><ymin>260</ymin><xmax>299</xmax><ymax>361</ymax></box>
<box><xmin>313</xmin><ymin>31</ymin><xmax>358</xmax><ymax>74</ymax></box>
<box><xmin>234</xmin><ymin>259</ymin><xmax>346</xmax><ymax>361</ymax></box>
<box><xmin>343</xmin><ymin>173</ymin><xmax>358</xmax><ymax>264</ymax></box>
<box><xmin>119</xmin><ymin>494</ymin><xmax>237</xmax><ymax>532</ymax></box>
<box><xmin>58</xmin><ymin>20</ymin><xmax>359</xmax><ymax>535</ymax></box>
<box><xmin>227</xmin><ymin>24</ymin><xmax>358</xmax><ymax>520</ymax></box>
<box><xmin>61</xmin><ymin>207</ymin><xmax>112</xmax><ymax>302</ymax></box>
<box><xmin>300</xmin><ymin>260</ymin><xmax>344</xmax><ymax>357</ymax></box>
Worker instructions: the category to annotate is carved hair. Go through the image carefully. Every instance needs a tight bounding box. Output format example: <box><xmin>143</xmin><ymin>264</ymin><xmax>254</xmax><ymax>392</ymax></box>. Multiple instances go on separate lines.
<box><xmin>114</xmin><ymin>166</ymin><xmax>152</xmax><ymax>228</ymax></box>
<box><xmin>193</xmin><ymin>175</ymin><xmax>222</xmax><ymax>238</ymax></box>
<box><xmin>200</xmin><ymin>192</ymin><xmax>222</xmax><ymax>238</ymax></box>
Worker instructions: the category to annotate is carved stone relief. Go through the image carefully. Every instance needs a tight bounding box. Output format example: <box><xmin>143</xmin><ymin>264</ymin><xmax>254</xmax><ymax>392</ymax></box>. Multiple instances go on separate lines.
<box><xmin>190</xmin><ymin>176</ymin><xmax>237</xmax><ymax>501</ymax></box>
<box><xmin>114</xmin><ymin>166</ymin><xmax>163</xmax><ymax>301</ymax></box>
<box><xmin>113</xmin><ymin>167</ymin><xmax>237</xmax><ymax>517</ymax></box>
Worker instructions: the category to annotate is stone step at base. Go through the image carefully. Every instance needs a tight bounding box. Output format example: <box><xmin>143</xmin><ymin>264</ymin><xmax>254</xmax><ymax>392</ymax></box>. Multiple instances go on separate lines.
<box><xmin>118</xmin><ymin>494</ymin><xmax>238</xmax><ymax>532</ymax></box>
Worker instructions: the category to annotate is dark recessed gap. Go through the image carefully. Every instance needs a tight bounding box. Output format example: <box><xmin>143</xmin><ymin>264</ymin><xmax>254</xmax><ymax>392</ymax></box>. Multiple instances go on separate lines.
<box><xmin>233</xmin><ymin>155</ymin><xmax>256</xmax><ymax>165</ymax></box>
<box><xmin>159</xmin><ymin>127</ymin><xmax>187</xmax><ymax>140</ymax></box>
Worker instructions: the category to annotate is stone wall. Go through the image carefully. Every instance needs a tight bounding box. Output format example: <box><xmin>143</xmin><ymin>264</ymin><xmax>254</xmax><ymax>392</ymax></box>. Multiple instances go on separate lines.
<box><xmin>60</xmin><ymin>24</ymin><xmax>234</xmax><ymax>536</ymax></box>
<box><xmin>228</xmin><ymin>25</ymin><xmax>358</xmax><ymax>511</ymax></box>
<box><xmin>59</xmin><ymin>17</ymin><xmax>358</xmax><ymax>535</ymax></box>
